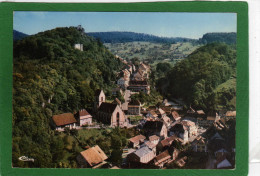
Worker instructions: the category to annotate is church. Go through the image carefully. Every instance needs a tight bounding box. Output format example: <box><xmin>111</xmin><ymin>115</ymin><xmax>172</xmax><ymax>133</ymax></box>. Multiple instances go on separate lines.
<box><xmin>95</xmin><ymin>89</ymin><xmax>127</xmax><ymax>127</ymax></box>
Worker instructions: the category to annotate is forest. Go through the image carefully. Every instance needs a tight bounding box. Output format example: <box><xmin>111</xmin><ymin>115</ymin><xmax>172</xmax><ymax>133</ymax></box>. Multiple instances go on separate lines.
<box><xmin>87</xmin><ymin>31</ymin><xmax>196</xmax><ymax>43</ymax></box>
<box><xmin>199</xmin><ymin>32</ymin><xmax>236</xmax><ymax>45</ymax></box>
<box><xmin>12</xmin><ymin>27</ymin><xmax>124</xmax><ymax>167</ymax></box>
<box><xmin>156</xmin><ymin>43</ymin><xmax>236</xmax><ymax>112</ymax></box>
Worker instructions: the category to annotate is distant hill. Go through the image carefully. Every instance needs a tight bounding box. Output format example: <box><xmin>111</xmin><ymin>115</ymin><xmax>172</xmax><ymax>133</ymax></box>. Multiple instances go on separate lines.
<box><xmin>13</xmin><ymin>30</ymin><xmax>28</xmax><ymax>40</ymax></box>
<box><xmin>199</xmin><ymin>32</ymin><xmax>236</xmax><ymax>44</ymax></box>
<box><xmin>87</xmin><ymin>31</ymin><xmax>196</xmax><ymax>43</ymax></box>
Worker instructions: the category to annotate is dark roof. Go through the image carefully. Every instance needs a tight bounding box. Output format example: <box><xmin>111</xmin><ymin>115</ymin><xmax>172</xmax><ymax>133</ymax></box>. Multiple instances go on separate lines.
<box><xmin>98</xmin><ymin>102</ymin><xmax>117</xmax><ymax>114</ymax></box>
<box><xmin>143</xmin><ymin>121</ymin><xmax>164</xmax><ymax>132</ymax></box>
<box><xmin>170</xmin><ymin>123</ymin><xmax>185</xmax><ymax>133</ymax></box>
<box><xmin>95</xmin><ymin>89</ymin><xmax>102</xmax><ymax>96</ymax></box>
<box><xmin>129</xmin><ymin>80</ymin><xmax>148</xmax><ymax>86</ymax></box>
<box><xmin>129</xmin><ymin>99</ymin><xmax>141</xmax><ymax>106</ymax></box>
<box><xmin>52</xmin><ymin>113</ymin><xmax>77</xmax><ymax>126</ymax></box>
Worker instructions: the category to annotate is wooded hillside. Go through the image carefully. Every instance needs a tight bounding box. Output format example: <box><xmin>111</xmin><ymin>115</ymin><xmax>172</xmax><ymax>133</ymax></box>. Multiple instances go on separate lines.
<box><xmin>12</xmin><ymin>27</ymin><xmax>122</xmax><ymax>167</ymax></box>
<box><xmin>157</xmin><ymin>43</ymin><xmax>236</xmax><ymax>112</ymax></box>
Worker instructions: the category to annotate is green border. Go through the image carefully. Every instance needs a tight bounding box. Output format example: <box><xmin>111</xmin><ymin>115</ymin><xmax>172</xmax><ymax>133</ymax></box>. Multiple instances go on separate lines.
<box><xmin>0</xmin><ymin>1</ymin><xmax>248</xmax><ymax>176</ymax></box>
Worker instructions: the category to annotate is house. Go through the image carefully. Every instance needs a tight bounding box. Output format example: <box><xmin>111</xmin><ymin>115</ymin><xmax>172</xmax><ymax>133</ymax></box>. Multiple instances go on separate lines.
<box><xmin>117</xmin><ymin>77</ymin><xmax>129</xmax><ymax>89</ymax></box>
<box><xmin>215</xmin><ymin>148</ymin><xmax>228</xmax><ymax>158</ymax></box>
<box><xmin>159</xmin><ymin>106</ymin><xmax>173</xmax><ymax>115</ymax></box>
<box><xmin>171</xmin><ymin>111</ymin><xmax>181</xmax><ymax>122</ymax></box>
<box><xmin>94</xmin><ymin>89</ymin><xmax>106</xmax><ymax>109</ymax></box>
<box><xmin>192</xmin><ymin>136</ymin><xmax>208</xmax><ymax>152</ymax></box>
<box><xmin>187</xmin><ymin>106</ymin><xmax>196</xmax><ymax>115</ymax></box>
<box><xmin>156</xmin><ymin>135</ymin><xmax>177</xmax><ymax>152</ymax></box>
<box><xmin>168</xmin><ymin>147</ymin><xmax>179</xmax><ymax>161</ymax></box>
<box><xmin>162</xmin><ymin>99</ymin><xmax>177</xmax><ymax>107</ymax></box>
<box><xmin>74</xmin><ymin>43</ymin><xmax>83</xmax><ymax>51</ymax></box>
<box><xmin>216</xmin><ymin>158</ymin><xmax>232</xmax><ymax>169</ymax></box>
<box><xmin>77</xmin><ymin>109</ymin><xmax>92</xmax><ymax>126</ymax></box>
<box><xmin>128</xmin><ymin>80</ymin><xmax>150</xmax><ymax>94</ymax></box>
<box><xmin>169</xmin><ymin>123</ymin><xmax>188</xmax><ymax>143</ymax></box>
<box><xmin>149</xmin><ymin>135</ymin><xmax>160</xmax><ymax>145</ymax></box>
<box><xmin>142</xmin><ymin>141</ymin><xmax>157</xmax><ymax>154</ymax></box>
<box><xmin>224</xmin><ymin>111</ymin><xmax>236</xmax><ymax>120</ymax></box>
<box><xmin>143</xmin><ymin>121</ymin><xmax>168</xmax><ymax>139</ymax></box>
<box><xmin>175</xmin><ymin>156</ymin><xmax>187</xmax><ymax>167</ymax></box>
<box><xmin>127</xmin><ymin>146</ymin><xmax>155</xmax><ymax>164</ymax></box>
<box><xmin>96</xmin><ymin>102</ymin><xmax>127</xmax><ymax>127</ymax></box>
<box><xmin>162</xmin><ymin>116</ymin><xmax>171</xmax><ymax>127</ymax></box>
<box><xmin>128</xmin><ymin>100</ymin><xmax>141</xmax><ymax>115</ymax></box>
<box><xmin>156</xmin><ymin>108</ymin><xmax>166</xmax><ymax>118</ymax></box>
<box><xmin>139</xmin><ymin>63</ymin><xmax>150</xmax><ymax>73</ymax></box>
<box><xmin>207</xmin><ymin>111</ymin><xmax>220</xmax><ymax>125</ymax></box>
<box><xmin>196</xmin><ymin>110</ymin><xmax>205</xmax><ymax>118</ymax></box>
<box><xmin>52</xmin><ymin>113</ymin><xmax>77</xmax><ymax>130</ymax></box>
<box><xmin>129</xmin><ymin>134</ymin><xmax>146</xmax><ymax>148</ymax></box>
<box><xmin>182</xmin><ymin>120</ymin><xmax>198</xmax><ymax>137</ymax></box>
<box><xmin>112</xmin><ymin>87</ymin><xmax>123</xmax><ymax>96</ymax></box>
<box><xmin>153</xmin><ymin>150</ymin><xmax>171</xmax><ymax>168</ymax></box>
<box><xmin>146</xmin><ymin>110</ymin><xmax>158</xmax><ymax>119</ymax></box>
<box><xmin>214</xmin><ymin>118</ymin><xmax>227</xmax><ymax>130</ymax></box>
<box><xmin>76</xmin><ymin>145</ymin><xmax>108</xmax><ymax>168</ymax></box>
<box><xmin>133</xmin><ymin>71</ymin><xmax>144</xmax><ymax>81</ymax></box>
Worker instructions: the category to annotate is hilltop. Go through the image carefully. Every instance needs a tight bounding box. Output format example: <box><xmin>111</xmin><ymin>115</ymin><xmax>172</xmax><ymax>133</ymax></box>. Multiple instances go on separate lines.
<box><xmin>87</xmin><ymin>31</ymin><xmax>196</xmax><ymax>44</ymax></box>
<box><xmin>13</xmin><ymin>30</ymin><xmax>28</xmax><ymax>40</ymax></box>
<box><xmin>199</xmin><ymin>32</ymin><xmax>236</xmax><ymax>44</ymax></box>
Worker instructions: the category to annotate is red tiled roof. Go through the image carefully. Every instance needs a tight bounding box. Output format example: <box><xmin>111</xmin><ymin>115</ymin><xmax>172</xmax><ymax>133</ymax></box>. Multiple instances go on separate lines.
<box><xmin>154</xmin><ymin>150</ymin><xmax>171</xmax><ymax>164</ymax></box>
<box><xmin>149</xmin><ymin>135</ymin><xmax>160</xmax><ymax>141</ymax></box>
<box><xmin>171</xmin><ymin>111</ymin><xmax>180</xmax><ymax>120</ymax></box>
<box><xmin>52</xmin><ymin>113</ymin><xmax>77</xmax><ymax>126</ymax></box>
<box><xmin>160</xmin><ymin>135</ymin><xmax>177</xmax><ymax>147</ymax></box>
<box><xmin>80</xmin><ymin>145</ymin><xmax>108</xmax><ymax>167</ymax></box>
<box><xmin>129</xmin><ymin>134</ymin><xmax>146</xmax><ymax>144</ymax></box>
<box><xmin>79</xmin><ymin>109</ymin><xmax>91</xmax><ymax>117</ymax></box>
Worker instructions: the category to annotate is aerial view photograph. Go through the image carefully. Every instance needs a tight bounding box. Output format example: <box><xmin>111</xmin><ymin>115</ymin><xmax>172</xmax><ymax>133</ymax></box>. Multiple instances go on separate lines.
<box><xmin>13</xmin><ymin>12</ymin><xmax>237</xmax><ymax>169</ymax></box>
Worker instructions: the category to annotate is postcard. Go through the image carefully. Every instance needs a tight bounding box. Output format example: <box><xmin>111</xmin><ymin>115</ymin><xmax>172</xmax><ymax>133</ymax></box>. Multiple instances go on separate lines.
<box><xmin>0</xmin><ymin>1</ymin><xmax>248</xmax><ymax>176</ymax></box>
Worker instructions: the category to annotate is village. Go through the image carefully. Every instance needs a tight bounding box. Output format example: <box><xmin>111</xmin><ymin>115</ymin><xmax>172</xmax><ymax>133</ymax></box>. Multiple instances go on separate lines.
<box><xmin>49</xmin><ymin>53</ymin><xmax>236</xmax><ymax>170</ymax></box>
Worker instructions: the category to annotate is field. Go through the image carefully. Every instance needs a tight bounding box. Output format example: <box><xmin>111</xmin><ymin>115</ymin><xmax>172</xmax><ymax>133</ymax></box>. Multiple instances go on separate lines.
<box><xmin>104</xmin><ymin>41</ymin><xmax>201</xmax><ymax>65</ymax></box>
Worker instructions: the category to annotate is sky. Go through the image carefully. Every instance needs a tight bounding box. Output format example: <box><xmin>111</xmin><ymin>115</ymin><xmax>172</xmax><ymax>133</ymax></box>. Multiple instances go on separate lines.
<box><xmin>14</xmin><ymin>12</ymin><xmax>236</xmax><ymax>39</ymax></box>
